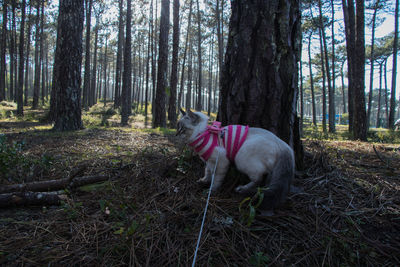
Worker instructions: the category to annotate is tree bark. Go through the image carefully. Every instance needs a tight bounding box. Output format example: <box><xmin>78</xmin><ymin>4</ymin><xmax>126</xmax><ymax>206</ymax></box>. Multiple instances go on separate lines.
<box><xmin>83</xmin><ymin>0</ymin><xmax>93</xmax><ymax>110</ymax></box>
<box><xmin>153</xmin><ymin>0</ymin><xmax>170</xmax><ymax>128</ymax></box>
<box><xmin>195</xmin><ymin>0</ymin><xmax>202</xmax><ymax>111</ymax></box>
<box><xmin>17</xmin><ymin>0</ymin><xmax>26</xmax><ymax>116</ymax></box>
<box><xmin>114</xmin><ymin>0</ymin><xmax>124</xmax><ymax>109</ymax></box>
<box><xmin>168</xmin><ymin>0</ymin><xmax>180</xmax><ymax>127</ymax></box>
<box><xmin>53</xmin><ymin>0</ymin><xmax>84</xmax><ymax>131</ymax></box>
<box><xmin>121</xmin><ymin>0</ymin><xmax>133</xmax><ymax>126</ymax></box>
<box><xmin>218</xmin><ymin>0</ymin><xmax>303</xmax><ymax>168</ymax></box>
<box><xmin>376</xmin><ymin>61</ymin><xmax>383</xmax><ymax>128</ymax></box>
<box><xmin>9</xmin><ymin>1</ymin><xmax>16</xmax><ymax>101</ymax></box>
<box><xmin>389</xmin><ymin>0</ymin><xmax>399</xmax><ymax>129</ymax></box>
<box><xmin>308</xmin><ymin>34</ymin><xmax>317</xmax><ymax>126</ymax></box>
<box><xmin>24</xmin><ymin>6</ymin><xmax>32</xmax><ymax>106</ymax></box>
<box><xmin>32</xmin><ymin>0</ymin><xmax>41</xmax><ymax>109</ymax></box>
<box><xmin>0</xmin><ymin>0</ymin><xmax>7</xmax><ymax>101</ymax></box>
<box><xmin>352</xmin><ymin>0</ymin><xmax>367</xmax><ymax>140</ymax></box>
<box><xmin>39</xmin><ymin>0</ymin><xmax>45</xmax><ymax>105</ymax></box>
<box><xmin>90</xmin><ymin>24</ymin><xmax>99</xmax><ymax>107</ymax></box>
<box><xmin>317</xmin><ymin>24</ymin><xmax>327</xmax><ymax>133</ymax></box>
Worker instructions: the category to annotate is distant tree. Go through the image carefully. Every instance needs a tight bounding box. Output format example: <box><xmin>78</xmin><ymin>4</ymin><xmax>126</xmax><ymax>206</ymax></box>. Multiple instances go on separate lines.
<box><xmin>24</xmin><ymin>5</ymin><xmax>33</xmax><ymax>106</ymax></box>
<box><xmin>168</xmin><ymin>0</ymin><xmax>180</xmax><ymax>127</ymax></box>
<box><xmin>121</xmin><ymin>0</ymin><xmax>132</xmax><ymax>126</ymax></box>
<box><xmin>32</xmin><ymin>0</ymin><xmax>41</xmax><ymax>109</ymax></box>
<box><xmin>153</xmin><ymin>0</ymin><xmax>170</xmax><ymax>128</ymax></box>
<box><xmin>218</xmin><ymin>0</ymin><xmax>303</xmax><ymax>168</ymax></box>
<box><xmin>195</xmin><ymin>0</ymin><xmax>202</xmax><ymax>111</ymax></box>
<box><xmin>114</xmin><ymin>0</ymin><xmax>124</xmax><ymax>109</ymax></box>
<box><xmin>0</xmin><ymin>0</ymin><xmax>7</xmax><ymax>101</ymax></box>
<box><xmin>83</xmin><ymin>0</ymin><xmax>93</xmax><ymax>110</ymax></box>
<box><xmin>52</xmin><ymin>0</ymin><xmax>84</xmax><ymax>131</ymax></box>
<box><xmin>389</xmin><ymin>0</ymin><xmax>399</xmax><ymax>129</ymax></box>
<box><xmin>17</xmin><ymin>0</ymin><xmax>26</xmax><ymax>116</ymax></box>
<box><xmin>9</xmin><ymin>1</ymin><xmax>16</xmax><ymax>101</ymax></box>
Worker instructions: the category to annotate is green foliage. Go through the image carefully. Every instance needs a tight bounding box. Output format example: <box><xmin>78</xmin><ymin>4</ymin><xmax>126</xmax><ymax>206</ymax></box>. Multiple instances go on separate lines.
<box><xmin>0</xmin><ymin>134</ymin><xmax>54</xmax><ymax>182</ymax></box>
<box><xmin>239</xmin><ymin>187</ymin><xmax>264</xmax><ymax>227</ymax></box>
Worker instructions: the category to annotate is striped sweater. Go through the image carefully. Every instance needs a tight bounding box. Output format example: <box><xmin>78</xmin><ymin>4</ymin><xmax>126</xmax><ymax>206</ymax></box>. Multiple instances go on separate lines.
<box><xmin>189</xmin><ymin>122</ymin><xmax>249</xmax><ymax>162</ymax></box>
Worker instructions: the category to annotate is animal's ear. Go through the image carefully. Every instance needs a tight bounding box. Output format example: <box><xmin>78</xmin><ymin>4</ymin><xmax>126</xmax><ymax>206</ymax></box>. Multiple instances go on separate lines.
<box><xmin>179</xmin><ymin>108</ymin><xmax>186</xmax><ymax>116</ymax></box>
<box><xmin>187</xmin><ymin>109</ymin><xmax>200</xmax><ymax>124</ymax></box>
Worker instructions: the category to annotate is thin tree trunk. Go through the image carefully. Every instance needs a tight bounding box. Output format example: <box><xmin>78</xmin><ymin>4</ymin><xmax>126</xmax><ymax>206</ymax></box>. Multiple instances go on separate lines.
<box><xmin>121</xmin><ymin>0</ymin><xmax>132</xmax><ymax>125</ymax></box>
<box><xmin>9</xmin><ymin>1</ymin><xmax>16</xmax><ymax>101</ymax></box>
<box><xmin>83</xmin><ymin>0</ymin><xmax>93</xmax><ymax>110</ymax></box>
<box><xmin>389</xmin><ymin>0</ymin><xmax>399</xmax><ymax>129</ymax></box>
<box><xmin>0</xmin><ymin>0</ymin><xmax>7</xmax><ymax>101</ymax></box>
<box><xmin>340</xmin><ymin>60</ymin><xmax>347</xmax><ymax>114</ymax></box>
<box><xmin>331</xmin><ymin>0</ymin><xmax>336</xmax><ymax>131</ymax></box>
<box><xmin>376</xmin><ymin>62</ymin><xmax>383</xmax><ymax>128</ymax></box>
<box><xmin>367</xmin><ymin>3</ymin><xmax>379</xmax><ymax>129</ymax></box>
<box><xmin>178</xmin><ymin>0</ymin><xmax>193</xmax><ymax>110</ymax></box>
<box><xmin>207</xmin><ymin>29</ymin><xmax>214</xmax><ymax>117</ymax></box>
<box><xmin>308</xmin><ymin>34</ymin><xmax>317</xmax><ymax>126</ymax></box>
<box><xmin>299</xmin><ymin>59</ymin><xmax>304</xmax><ymax>136</ymax></box>
<box><xmin>24</xmin><ymin>6</ymin><xmax>32</xmax><ymax>106</ymax></box>
<box><xmin>186</xmin><ymin>39</ymin><xmax>193</xmax><ymax>111</ymax></box>
<box><xmin>318</xmin><ymin>0</ymin><xmax>334</xmax><ymax>133</ymax></box>
<box><xmin>195</xmin><ymin>0</ymin><xmax>202</xmax><ymax>111</ymax></box>
<box><xmin>317</xmin><ymin>25</ymin><xmax>327</xmax><ymax>133</ymax></box>
<box><xmin>32</xmin><ymin>1</ymin><xmax>41</xmax><ymax>109</ymax></box>
<box><xmin>114</xmin><ymin>0</ymin><xmax>124</xmax><ymax>109</ymax></box>
<box><xmin>17</xmin><ymin>0</ymin><xmax>26</xmax><ymax>116</ymax></box>
<box><xmin>40</xmin><ymin>0</ymin><xmax>45</xmax><ymax>105</ymax></box>
<box><xmin>103</xmin><ymin>38</ymin><xmax>108</xmax><ymax>107</ymax></box>
<box><xmin>90</xmin><ymin>25</ymin><xmax>99</xmax><ymax>107</ymax></box>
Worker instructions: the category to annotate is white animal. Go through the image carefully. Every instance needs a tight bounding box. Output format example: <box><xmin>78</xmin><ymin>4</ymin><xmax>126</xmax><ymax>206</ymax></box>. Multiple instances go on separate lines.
<box><xmin>395</xmin><ymin>119</ymin><xmax>400</xmax><ymax>130</ymax></box>
<box><xmin>176</xmin><ymin>109</ymin><xmax>295</xmax><ymax>215</ymax></box>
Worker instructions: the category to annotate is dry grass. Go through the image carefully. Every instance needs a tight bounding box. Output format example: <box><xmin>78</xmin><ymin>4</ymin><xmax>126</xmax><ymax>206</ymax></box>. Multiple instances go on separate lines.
<box><xmin>0</xmin><ymin>110</ymin><xmax>399</xmax><ymax>266</ymax></box>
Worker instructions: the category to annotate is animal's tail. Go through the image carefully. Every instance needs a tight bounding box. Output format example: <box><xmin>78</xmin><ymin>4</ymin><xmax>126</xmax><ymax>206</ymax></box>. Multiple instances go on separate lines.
<box><xmin>261</xmin><ymin>149</ymin><xmax>295</xmax><ymax>211</ymax></box>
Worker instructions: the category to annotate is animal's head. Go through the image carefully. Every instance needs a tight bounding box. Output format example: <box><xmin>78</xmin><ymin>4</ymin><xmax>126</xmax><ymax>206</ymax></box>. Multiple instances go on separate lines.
<box><xmin>176</xmin><ymin>108</ymin><xmax>209</xmax><ymax>141</ymax></box>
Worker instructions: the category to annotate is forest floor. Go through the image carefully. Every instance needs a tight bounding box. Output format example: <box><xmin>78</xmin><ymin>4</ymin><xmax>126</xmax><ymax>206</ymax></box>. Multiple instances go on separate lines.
<box><xmin>0</xmin><ymin>102</ymin><xmax>399</xmax><ymax>266</ymax></box>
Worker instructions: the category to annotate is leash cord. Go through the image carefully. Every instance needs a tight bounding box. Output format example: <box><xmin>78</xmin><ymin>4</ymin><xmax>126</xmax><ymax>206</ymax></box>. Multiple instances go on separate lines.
<box><xmin>191</xmin><ymin>152</ymin><xmax>219</xmax><ymax>267</ymax></box>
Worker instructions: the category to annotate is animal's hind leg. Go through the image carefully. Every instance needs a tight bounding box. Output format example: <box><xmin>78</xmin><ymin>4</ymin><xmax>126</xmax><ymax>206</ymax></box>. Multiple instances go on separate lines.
<box><xmin>234</xmin><ymin>172</ymin><xmax>264</xmax><ymax>195</ymax></box>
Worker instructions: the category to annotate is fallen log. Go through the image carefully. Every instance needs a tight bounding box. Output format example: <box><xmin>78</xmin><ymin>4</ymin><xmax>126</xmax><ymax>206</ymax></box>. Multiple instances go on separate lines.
<box><xmin>0</xmin><ymin>175</ymin><xmax>109</xmax><ymax>194</ymax></box>
<box><xmin>0</xmin><ymin>192</ymin><xmax>68</xmax><ymax>208</ymax></box>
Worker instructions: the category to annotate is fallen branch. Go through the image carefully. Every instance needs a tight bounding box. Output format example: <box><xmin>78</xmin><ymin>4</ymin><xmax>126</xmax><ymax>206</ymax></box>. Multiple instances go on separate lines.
<box><xmin>0</xmin><ymin>192</ymin><xmax>68</xmax><ymax>208</ymax></box>
<box><xmin>0</xmin><ymin>175</ymin><xmax>109</xmax><ymax>194</ymax></box>
<box><xmin>372</xmin><ymin>145</ymin><xmax>395</xmax><ymax>170</ymax></box>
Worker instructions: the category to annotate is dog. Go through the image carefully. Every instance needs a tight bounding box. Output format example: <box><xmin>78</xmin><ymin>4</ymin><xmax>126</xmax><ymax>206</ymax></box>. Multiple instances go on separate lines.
<box><xmin>176</xmin><ymin>109</ymin><xmax>295</xmax><ymax>215</ymax></box>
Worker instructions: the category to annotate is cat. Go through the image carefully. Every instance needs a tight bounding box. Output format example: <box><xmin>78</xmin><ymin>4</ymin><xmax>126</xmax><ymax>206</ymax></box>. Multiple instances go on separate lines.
<box><xmin>176</xmin><ymin>109</ymin><xmax>295</xmax><ymax>216</ymax></box>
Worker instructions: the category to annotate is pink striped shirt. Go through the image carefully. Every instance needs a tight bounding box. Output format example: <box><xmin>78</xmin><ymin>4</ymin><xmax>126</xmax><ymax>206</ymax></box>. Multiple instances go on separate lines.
<box><xmin>189</xmin><ymin>122</ymin><xmax>249</xmax><ymax>162</ymax></box>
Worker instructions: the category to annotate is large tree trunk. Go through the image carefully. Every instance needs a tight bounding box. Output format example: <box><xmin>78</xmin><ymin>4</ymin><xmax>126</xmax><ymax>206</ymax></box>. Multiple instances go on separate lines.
<box><xmin>168</xmin><ymin>0</ymin><xmax>180</xmax><ymax>127</ymax></box>
<box><xmin>17</xmin><ymin>0</ymin><xmax>26</xmax><ymax>116</ymax></box>
<box><xmin>153</xmin><ymin>0</ymin><xmax>170</xmax><ymax>128</ymax></box>
<box><xmin>352</xmin><ymin>0</ymin><xmax>367</xmax><ymax>140</ymax></box>
<box><xmin>121</xmin><ymin>0</ymin><xmax>133</xmax><ymax>126</ymax></box>
<box><xmin>53</xmin><ymin>0</ymin><xmax>84</xmax><ymax>131</ymax></box>
<box><xmin>218</xmin><ymin>0</ymin><xmax>303</xmax><ymax>167</ymax></box>
<box><xmin>389</xmin><ymin>0</ymin><xmax>399</xmax><ymax>129</ymax></box>
<box><xmin>82</xmin><ymin>0</ymin><xmax>92</xmax><ymax>110</ymax></box>
<box><xmin>0</xmin><ymin>0</ymin><xmax>7</xmax><ymax>101</ymax></box>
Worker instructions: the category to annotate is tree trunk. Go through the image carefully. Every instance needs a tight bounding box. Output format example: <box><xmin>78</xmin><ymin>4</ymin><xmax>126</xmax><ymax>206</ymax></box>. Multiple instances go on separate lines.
<box><xmin>342</xmin><ymin>0</ymin><xmax>355</xmax><ymax>132</ymax></box>
<box><xmin>207</xmin><ymin>29</ymin><xmax>214</xmax><ymax>117</ymax></box>
<box><xmin>17</xmin><ymin>0</ymin><xmax>26</xmax><ymax>116</ymax></box>
<box><xmin>308</xmin><ymin>34</ymin><xmax>317</xmax><ymax>126</ymax></box>
<box><xmin>9</xmin><ymin>1</ymin><xmax>16</xmax><ymax>101</ymax></box>
<box><xmin>102</xmin><ymin>38</ymin><xmax>108</xmax><ymax>107</ymax></box>
<box><xmin>178</xmin><ymin>0</ymin><xmax>193</xmax><ymax>110</ymax></box>
<box><xmin>195</xmin><ymin>0</ymin><xmax>202</xmax><ymax>111</ymax></box>
<box><xmin>216</xmin><ymin>0</ymin><xmax>224</xmax><ymax>82</ymax></box>
<box><xmin>0</xmin><ymin>0</ymin><xmax>7</xmax><ymax>101</ymax></box>
<box><xmin>24</xmin><ymin>6</ymin><xmax>32</xmax><ymax>106</ymax></box>
<box><xmin>340</xmin><ymin>61</ymin><xmax>347</xmax><ymax>114</ymax></box>
<box><xmin>376</xmin><ymin>61</ymin><xmax>383</xmax><ymax>128</ymax></box>
<box><xmin>90</xmin><ymin>24</ymin><xmax>99</xmax><ymax>107</ymax></box>
<box><xmin>318</xmin><ymin>0</ymin><xmax>334</xmax><ymax>133</ymax></box>
<box><xmin>168</xmin><ymin>0</ymin><xmax>180</xmax><ymax>127</ymax></box>
<box><xmin>389</xmin><ymin>0</ymin><xmax>399</xmax><ymax>129</ymax></box>
<box><xmin>32</xmin><ymin>1</ymin><xmax>41</xmax><ymax>109</ymax></box>
<box><xmin>153</xmin><ymin>0</ymin><xmax>170</xmax><ymax>128</ymax></box>
<box><xmin>114</xmin><ymin>0</ymin><xmax>124</xmax><ymax>109</ymax></box>
<box><xmin>317</xmin><ymin>22</ymin><xmax>327</xmax><ymax>133</ymax></box>
<box><xmin>218</xmin><ymin>0</ymin><xmax>303</xmax><ymax>168</ymax></box>
<box><xmin>145</xmin><ymin>1</ymin><xmax>153</xmax><ymax>125</ymax></box>
<box><xmin>299</xmin><ymin>59</ymin><xmax>303</xmax><ymax>136</ymax></box>
<box><xmin>83</xmin><ymin>0</ymin><xmax>93</xmax><ymax>110</ymax></box>
<box><xmin>330</xmin><ymin>0</ymin><xmax>336</xmax><ymax>131</ymax></box>
<box><xmin>352</xmin><ymin>0</ymin><xmax>367</xmax><ymax>140</ymax></box>
<box><xmin>121</xmin><ymin>0</ymin><xmax>133</xmax><ymax>126</ymax></box>
<box><xmin>367</xmin><ymin>3</ymin><xmax>378</xmax><ymax>129</ymax></box>
<box><xmin>186</xmin><ymin>40</ymin><xmax>193</xmax><ymax>111</ymax></box>
<box><xmin>53</xmin><ymin>0</ymin><xmax>84</xmax><ymax>131</ymax></box>
<box><xmin>40</xmin><ymin>0</ymin><xmax>45</xmax><ymax>105</ymax></box>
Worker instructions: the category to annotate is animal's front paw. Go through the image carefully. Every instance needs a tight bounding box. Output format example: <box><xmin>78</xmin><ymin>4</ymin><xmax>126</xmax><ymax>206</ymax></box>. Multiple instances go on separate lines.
<box><xmin>197</xmin><ymin>177</ymin><xmax>210</xmax><ymax>185</ymax></box>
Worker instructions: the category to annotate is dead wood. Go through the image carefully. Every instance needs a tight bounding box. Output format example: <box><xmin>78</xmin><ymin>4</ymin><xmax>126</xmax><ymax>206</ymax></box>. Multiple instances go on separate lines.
<box><xmin>0</xmin><ymin>192</ymin><xmax>67</xmax><ymax>208</ymax></box>
<box><xmin>0</xmin><ymin>175</ymin><xmax>109</xmax><ymax>194</ymax></box>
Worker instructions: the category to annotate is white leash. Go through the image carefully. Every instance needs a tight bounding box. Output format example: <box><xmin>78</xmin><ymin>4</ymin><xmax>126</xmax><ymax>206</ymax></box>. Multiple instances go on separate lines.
<box><xmin>191</xmin><ymin>152</ymin><xmax>219</xmax><ymax>267</ymax></box>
